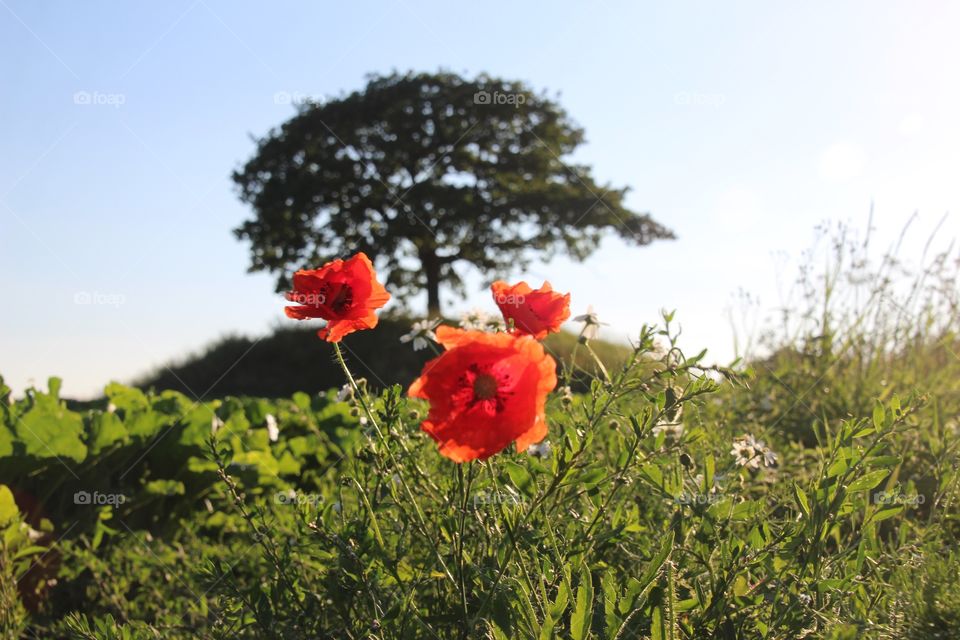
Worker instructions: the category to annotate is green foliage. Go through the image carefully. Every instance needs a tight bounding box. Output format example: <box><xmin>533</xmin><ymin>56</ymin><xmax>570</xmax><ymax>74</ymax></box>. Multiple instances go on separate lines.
<box><xmin>2</xmin><ymin>223</ymin><xmax>960</xmax><ymax>638</ymax></box>
<box><xmin>232</xmin><ymin>70</ymin><xmax>673</xmax><ymax>312</ymax></box>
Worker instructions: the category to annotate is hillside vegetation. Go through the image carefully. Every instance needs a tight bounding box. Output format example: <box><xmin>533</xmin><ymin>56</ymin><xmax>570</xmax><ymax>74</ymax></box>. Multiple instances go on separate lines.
<box><xmin>1</xmin><ymin>223</ymin><xmax>959</xmax><ymax>639</ymax></box>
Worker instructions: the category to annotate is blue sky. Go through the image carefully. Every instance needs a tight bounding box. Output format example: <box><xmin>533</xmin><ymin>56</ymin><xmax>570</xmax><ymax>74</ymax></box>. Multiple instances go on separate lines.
<box><xmin>2</xmin><ymin>1</ymin><xmax>959</xmax><ymax>398</ymax></box>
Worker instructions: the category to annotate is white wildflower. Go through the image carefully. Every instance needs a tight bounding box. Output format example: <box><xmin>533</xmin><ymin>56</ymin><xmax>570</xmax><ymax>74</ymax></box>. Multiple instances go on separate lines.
<box><xmin>336</xmin><ymin>383</ymin><xmax>352</xmax><ymax>402</ymax></box>
<box><xmin>730</xmin><ymin>434</ymin><xmax>777</xmax><ymax>470</ymax></box>
<box><xmin>459</xmin><ymin>308</ymin><xmax>505</xmax><ymax>332</ymax></box>
<box><xmin>459</xmin><ymin>308</ymin><xmax>491</xmax><ymax>330</ymax></box>
<box><xmin>762</xmin><ymin>446</ymin><xmax>778</xmax><ymax>468</ymax></box>
<box><xmin>210</xmin><ymin>415</ymin><xmax>224</xmax><ymax>435</ymax></box>
<box><xmin>400</xmin><ymin>318</ymin><xmax>441</xmax><ymax>351</ymax></box>
<box><xmin>106</xmin><ymin>402</ymin><xmax>117</xmax><ymax>414</ymax></box>
<box><xmin>573</xmin><ymin>305</ymin><xmax>608</xmax><ymax>341</ymax></box>
<box><xmin>527</xmin><ymin>441</ymin><xmax>552</xmax><ymax>458</ymax></box>
<box><xmin>266</xmin><ymin>414</ymin><xmax>279</xmax><ymax>442</ymax></box>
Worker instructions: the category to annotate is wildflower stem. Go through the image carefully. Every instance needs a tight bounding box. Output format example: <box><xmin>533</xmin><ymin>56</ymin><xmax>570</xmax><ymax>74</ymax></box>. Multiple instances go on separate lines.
<box><xmin>455</xmin><ymin>463</ymin><xmax>474</xmax><ymax>633</ymax></box>
<box><xmin>583</xmin><ymin>341</ymin><xmax>611</xmax><ymax>382</ymax></box>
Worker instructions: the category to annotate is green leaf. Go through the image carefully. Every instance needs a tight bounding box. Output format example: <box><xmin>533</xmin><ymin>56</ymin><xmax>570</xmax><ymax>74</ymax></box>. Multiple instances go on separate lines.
<box><xmin>847</xmin><ymin>470</ymin><xmax>889</xmax><ymax>492</ymax></box>
<box><xmin>793</xmin><ymin>484</ymin><xmax>811</xmax><ymax>519</ymax></box>
<box><xmin>601</xmin><ymin>571</ymin><xmax>620</xmax><ymax>638</ymax></box>
<box><xmin>703</xmin><ymin>455</ymin><xmax>715</xmax><ymax>495</ymax></box>
<box><xmin>144</xmin><ymin>479</ymin><xmax>186</xmax><ymax>496</ymax></box>
<box><xmin>15</xmin><ymin>387</ymin><xmax>87</xmax><ymax>463</ymax></box>
<box><xmin>0</xmin><ymin>485</ymin><xmax>17</xmax><ymax>526</ymax></box>
<box><xmin>0</xmin><ymin>424</ymin><xmax>13</xmax><ymax>458</ymax></box>
<box><xmin>88</xmin><ymin>412</ymin><xmax>127</xmax><ymax>454</ymax></box>
<box><xmin>651</xmin><ymin>605</ymin><xmax>665</xmax><ymax>640</ymax></box>
<box><xmin>636</xmin><ymin>530</ymin><xmax>674</xmax><ymax>599</ymax></box>
<box><xmin>571</xmin><ymin>564</ymin><xmax>594</xmax><ymax>640</ymax></box>
<box><xmin>870</xmin><ymin>504</ymin><xmax>904</xmax><ymax>523</ymax></box>
<box><xmin>872</xmin><ymin>404</ymin><xmax>885</xmax><ymax>430</ymax></box>
<box><xmin>504</xmin><ymin>461</ymin><xmax>535</xmax><ymax>497</ymax></box>
<box><xmin>540</xmin><ymin>579</ymin><xmax>570</xmax><ymax>640</ymax></box>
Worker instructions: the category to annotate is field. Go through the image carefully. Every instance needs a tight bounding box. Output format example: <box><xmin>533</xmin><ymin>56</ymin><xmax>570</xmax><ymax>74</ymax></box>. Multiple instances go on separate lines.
<box><xmin>2</xmin><ymin>226</ymin><xmax>960</xmax><ymax>639</ymax></box>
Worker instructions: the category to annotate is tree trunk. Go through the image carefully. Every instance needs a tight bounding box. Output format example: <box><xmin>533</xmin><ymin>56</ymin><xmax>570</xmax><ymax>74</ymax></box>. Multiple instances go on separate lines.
<box><xmin>421</xmin><ymin>249</ymin><xmax>441</xmax><ymax>317</ymax></box>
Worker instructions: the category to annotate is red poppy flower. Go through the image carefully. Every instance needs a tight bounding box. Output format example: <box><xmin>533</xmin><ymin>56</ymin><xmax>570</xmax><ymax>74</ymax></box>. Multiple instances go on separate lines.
<box><xmin>284</xmin><ymin>252</ymin><xmax>390</xmax><ymax>342</ymax></box>
<box><xmin>409</xmin><ymin>326</ymin><xmax>557</xmax><ymax>462</ymax></box>
<box><xmin>491</xmin><ymin>280</ymin><xmax>571</xmax><ymax>340</ymax></box>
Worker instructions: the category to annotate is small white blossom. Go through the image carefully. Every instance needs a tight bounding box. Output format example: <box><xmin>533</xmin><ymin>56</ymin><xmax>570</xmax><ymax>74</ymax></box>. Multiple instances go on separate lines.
<box><xmin>211</xmin><ymin>415</ymin><xmax>224</xmax><ymax>435</ymax></box>
<box><xmin>106</xmin><ymin>402</ymin><xmax>117</xmax><ymax>414</ymax></box>
<box><xmin>358</xmin><ymin>416</ymin><xmax>369</xmax><ymax>426</ymax></box>
<box><xmin>459</xmin><ymin>308</ymin><xmax>505</xmax><ymax>332</ymax></box>
<box><xmin>266</xmin><ymin>414</ymin><xmax>279</xmax><ymax>442</ymax></box>
<box><xmin>459</xmin><ymin>308</ymin><xmax>490</xmax><ymax>330</ymax></box>
<box><xmin>762</xmin><ymin>447</ymin><xmax>778</xmax><ymax>467</ymax></box>
<box><xmin>336</xmin><ymin>383</ymin><xmax>352</xmax><ymax>402</ymax></box>
<box><xmin>730</xmin><ymin>434</ymin><xmax>777</xmax><ymax>470</ymax></box>
<box><xmin>527</xmin><ymin>441</ymin><xmax>552</xmax><ymax>458</ymax></box>
<box><xmin>573</xmin><ymin>305</ymin><xmax>608</xmax><ymax>340</ymax></box>
<box><xmin>400</xmin><ymin>318</ymin><xmax>441</xmax><ymax>351</ymax></box>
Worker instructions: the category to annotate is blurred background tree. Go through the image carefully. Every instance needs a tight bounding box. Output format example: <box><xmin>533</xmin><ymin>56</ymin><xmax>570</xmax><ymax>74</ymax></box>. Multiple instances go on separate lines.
<box><xmin>233</xmin><ymin>70</ymin><xmax>673</xmax><ymax>315</ymax></box>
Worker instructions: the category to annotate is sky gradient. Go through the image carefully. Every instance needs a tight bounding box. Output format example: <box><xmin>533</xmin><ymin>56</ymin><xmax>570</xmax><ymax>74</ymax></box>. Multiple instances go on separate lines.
<box><xmin>2</xmin><ymin>1</ymin><xmax>959</xmax><ymax>398</ymax></box>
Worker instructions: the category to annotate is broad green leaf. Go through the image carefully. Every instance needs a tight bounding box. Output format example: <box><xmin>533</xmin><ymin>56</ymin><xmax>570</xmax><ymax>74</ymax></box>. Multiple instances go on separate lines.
<box><xmin>847</xmin><ymin>470</ymin><xmax>889</xmax><ymax>492</ymax></box>
<box><xmin>88</xmin><ymin>412</ymin><xmax>127</xmax><ymax>454</ymax></box>
<box><xmin>872</xmin><ymin>404</ymin><xmax>885</xmax><ymax>430</ymax></box>
<box><xmin>504</xmin><ymin>461</ymin><xmax>535</xmax><ymax>497</ymax></box>
<box><xmin>0</xmin><ymin>485</ymin><xmax>17</xmax><ymax>526</ymax></box>
<box><xmin>15</xmin><ymin>389</ymin><xmax>87</xmax><ymax>463</ymax></box>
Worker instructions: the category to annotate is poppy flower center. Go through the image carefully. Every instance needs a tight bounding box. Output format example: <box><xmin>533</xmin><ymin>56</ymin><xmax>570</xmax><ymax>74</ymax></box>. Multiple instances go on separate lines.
<box><xmin>320</xmin><ymin>283</ymin><xmax>354</xmax><ymax>313</ymax></box>
<box><xmin>473</xmin><ymin>374</ymin><xmax>499</xmax><ymax>400</ymax></box>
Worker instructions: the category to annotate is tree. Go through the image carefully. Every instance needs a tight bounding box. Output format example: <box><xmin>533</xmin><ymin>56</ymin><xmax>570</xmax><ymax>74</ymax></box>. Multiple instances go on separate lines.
<box><xmin>233</xmin><ymin>70</ymin><xmax>674</xmax><ymax>315</ymax></box>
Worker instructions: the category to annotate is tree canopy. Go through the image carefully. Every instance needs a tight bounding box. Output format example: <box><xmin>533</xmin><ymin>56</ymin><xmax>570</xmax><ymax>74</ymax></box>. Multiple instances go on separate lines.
<box><xmin>233</xmin><ymin>70</ymin><xmax>674</xmax><ymax>314</ymax></box>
